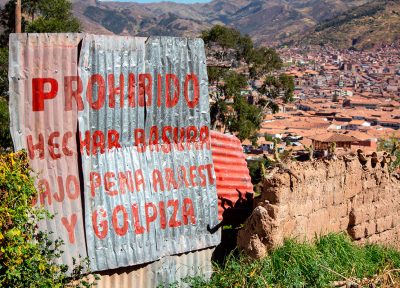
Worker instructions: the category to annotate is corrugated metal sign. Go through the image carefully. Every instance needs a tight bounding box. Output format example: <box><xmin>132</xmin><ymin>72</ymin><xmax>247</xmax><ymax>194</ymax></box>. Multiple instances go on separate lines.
<box><xmin>211</xmin><ymin>131</ymin><xmax>253</xmax><ymax>220</ymax></box>
<box><xmin>9</xmin><ymin>33</ymin><xmax>220</xmax><ymax>273</ymax></box>
<box><xmin>78</xmin><ymin>35</ymin><xmax>220</xmax><ymax>271</ymax></box>
<box><xmin>8</xmin><ymin>33</ymin><xmax>87</xmax><ymax>268</ymax></box>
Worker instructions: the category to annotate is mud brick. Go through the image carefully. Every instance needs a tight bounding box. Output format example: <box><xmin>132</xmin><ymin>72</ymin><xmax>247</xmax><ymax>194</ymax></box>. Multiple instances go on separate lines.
<box><xmin>362</xmin><ymin>189</ymin><xmax>374</xmax><ymax>204</ymax></box>
<box><xmin>328</xmin><ymin>203</ymin><xmax>347</xmax><ymax>220</ymax></box>
<box><xmin>326</xmin><ymin>189</ymin><xmax>334</xmax><ymax>206</ymax></box>
<box><xmin>292</xmin><ymin>199</ymin><xmax>313</xmax><ymax>218</ymax></box>
<box><xmin>337</xmin><ymin>203</ymin><xmax>349</xmax><ymax>218</ymax></box>
<box><xmin>266</xmin><ymin>203</ymin><xmax>283</xmax><ymax>220</ymax></box>
<box><xmin>319</xmin><ymin>192</ymin><xmax>329</xmax><ymax>208</ymax></box>
<box><xmin>349</xmin><ymin>207</ymin><xmax>365</xmax><ymax>226</ymax></box>
<box><xmin>392</xmin><ymin>211</ymin><xmax>400</xmax><ymax>227</ymax></box>
<box><xmin>345</xmin><ymin>183</ymin><xmax>360</xmax><ymax>199</ymax></box>
<box><xmin>328</xmin><ymin>219</ymin><xmax>341</xmax><ymax>233</ymax></box>
<box><xmin>262</xmin><ymin>187</ymin><xmax>291</xmax><ymax>204</ymax></box>
<box><xmin>348</xmin><ymin>224</ymin><xmax>366</xmax><ymax>240</ymax></box>
<box><xmin>363</xmin><ymin>203</ymin><xmax>376</xmax><ymax>222</ymax></box>
<box><xmin>333</xmin><ymin>190</ymin><xmax>345</xmax><ymax>205</ymax></box>
<box><xmin>366</xmin><ymin>233</ymin><xmax>380</xmax><ymax>244</ymax></box>
<box><xmin>282</xmin><ymin>219</ymin><xmax>296</xmax><ymax>236</ymax></box>
<box><xmin>339</xmin><ymin>216</ymin><xmax>350</xmax><ymax>231</ymax></box>
<box><xmin>379</xmin><ymin>229</ymin><xmax>396</xmax><ymax>245</ymax></box>
<box><xmin>352</xmin><ymin>194</ymin><xmax>364</xmax><ymax>207</ymax></box>
<box><xmin>376</xmin><ymin>215</ymin><xmax>393</xmax><ymax>233</ymax></box>
<box><xmin>293</xmin><ymin>216</ymin><xmax>309</xmax><ymax>237</ymax></box>
<box><xmin>364</xmin><ymin>221</ymin><xmax>376</xmax><ymax>237</ymax></box>
<box><xmin>375</xmin><ymin>200</ymin><xmax>391</xmax><ymax>219</ymax></box>
<box><xmin>308</xmin><ymin>208</ymin><xmax>329</xmax><ymax>235</ymax></box>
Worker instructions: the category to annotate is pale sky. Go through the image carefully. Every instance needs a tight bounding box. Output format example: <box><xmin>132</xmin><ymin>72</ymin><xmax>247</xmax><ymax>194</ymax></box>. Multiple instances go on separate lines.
<box><xmin>101</xmin><ymin>0</ymin><xmax>212</xmax><ymax>3</ymax></box>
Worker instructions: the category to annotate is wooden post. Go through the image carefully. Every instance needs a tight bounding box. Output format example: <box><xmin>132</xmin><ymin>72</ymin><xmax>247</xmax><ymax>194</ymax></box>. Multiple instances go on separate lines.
<box><xmin>15</xmin><ymin>0</ymin><xmax>22</xmax><ymax>33</ymax></box>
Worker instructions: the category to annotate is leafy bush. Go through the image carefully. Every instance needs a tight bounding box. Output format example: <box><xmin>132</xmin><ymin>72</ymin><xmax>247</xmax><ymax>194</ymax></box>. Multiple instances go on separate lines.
<box><xmin>378</xmin><ymin>137</ymin><xmax>400</xmax><ymax>172</ymax></box>
<box><xmin>25</xmin><ymin>0</ymin><xmax>80</xmax><ymax>33</ymax></box>
<box><xmin>0</xmin><ymin>48</ymin><xmax>7</xmax><ymax>99</ymax></box>
<box><xmin>179</xmin><ymin>233</ymin><xmax>400</xmax><ymax>287</ymax></box>
<box><xmin>0</xmin><ymin>97</ymin><xmax>12</xmax><ymax>151</ymax></box>
<box><xmin>0</xmin><ymin>151</ymin><xmax>96</xmax><ymax>287</ymax></box>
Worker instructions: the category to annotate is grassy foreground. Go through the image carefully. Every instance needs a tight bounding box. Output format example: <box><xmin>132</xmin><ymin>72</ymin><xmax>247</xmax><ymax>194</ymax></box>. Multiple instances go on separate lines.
<box><xmin>178</xmin><ymin>234</ymin><xmax>400</xmax><ymax>288</ymax></box>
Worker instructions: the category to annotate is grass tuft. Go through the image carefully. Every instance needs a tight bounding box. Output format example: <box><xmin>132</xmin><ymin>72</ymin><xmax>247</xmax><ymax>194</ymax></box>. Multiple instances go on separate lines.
<box><xmin>175</xmin><ymin>233</ymin><xmax>400</xmax><ymax>288</ymax></box>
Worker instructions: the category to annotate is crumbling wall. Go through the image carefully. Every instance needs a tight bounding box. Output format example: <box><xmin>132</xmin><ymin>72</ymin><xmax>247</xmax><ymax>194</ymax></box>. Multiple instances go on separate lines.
<box><xmin>238</xmin><ymin>157</ymin><xmax>400</xmax><ymax>258</ymax></box>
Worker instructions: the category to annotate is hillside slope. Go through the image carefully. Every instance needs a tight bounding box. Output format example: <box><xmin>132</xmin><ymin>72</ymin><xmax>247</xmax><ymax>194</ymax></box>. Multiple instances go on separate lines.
<box><xmin>297</xmin><ymin>0</ymin><xmax>400</xmax><ymax>50</ymax></box>
<box><xmin>2</xmin><ymin>0</ymin><xmax>396</xmax><ymax>49</ymax></box>
<box><xmin>70</xmin><ymin>0</ymin><xmax>370</xmax><ymax>46</ymax></box>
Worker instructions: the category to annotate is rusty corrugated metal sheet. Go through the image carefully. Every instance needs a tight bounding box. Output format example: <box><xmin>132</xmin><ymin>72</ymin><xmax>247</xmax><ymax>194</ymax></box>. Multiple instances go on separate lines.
<box><xmin>97</xmin><ymin>247</ymin><xmax>214</xmax><ymax>288</ymax></box>
<box><xmin>211</xmin><ymin>131</ymin><xmax>253</xmax><ymax>220</ymax></box>
<box><xmin>8</xmin><ymin>33</ymin><xmax>87</xmax><ymax>268</ymax></box>
<box><xmin>78</xmin><ymin>35</ymin><xmax>220</xmax><ymax>272</ymax></box>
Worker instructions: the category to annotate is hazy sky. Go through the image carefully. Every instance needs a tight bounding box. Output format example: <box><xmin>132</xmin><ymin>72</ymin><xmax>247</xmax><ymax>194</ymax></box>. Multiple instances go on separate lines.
<box><xmin>101</xmin><ymin>0</ymin><xmax>212</xmax><ymax>3</ymax></box>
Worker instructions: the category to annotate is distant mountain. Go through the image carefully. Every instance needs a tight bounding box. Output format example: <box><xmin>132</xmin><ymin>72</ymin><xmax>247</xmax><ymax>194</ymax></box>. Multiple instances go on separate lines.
<box><xmin>2</xmin><ymin>0</ymin><xmax>397</xmax><ymax>49</ymax></box>
<box><xmin>294</xmin><ymin>0</ymin><xmax>400</xmax><ymax>50</ymax></box>
<box><xmin>70</xmin><ymin>0</ymin><xmax>371</xmax><ymax>46</ymax></box>
<box><xmin>71</xmin><ymin>0</ymin><xmax>209</xmax><ymax>37</ymax></box>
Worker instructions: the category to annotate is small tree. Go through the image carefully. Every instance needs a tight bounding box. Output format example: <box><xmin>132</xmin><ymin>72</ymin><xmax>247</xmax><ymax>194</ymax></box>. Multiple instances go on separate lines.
<box><xmin>259</xmin><ymin>74</ymin><xmax>295</xmax><ymax>113</ymax></box>
<box><xmin>202</xmin><ymin>25</ymin><xmax>294</xmax><ymax>141</ymax></box>
<box><xmin>25</xmin><ymin>0</ymin><xmax>80</xmax><ymax>33</ymax></box>
<box><xmin>202</xmin><ymin>25</ymin><xmax>241</xmax><ymax>49</ymax></box>
<box><xmin>248</xmin><ymin>47</ymin><xmax>282</xmax><ymax>79</ymax></box>
<box><xmin>209</xmin><ymin>69</ymin><xmax>246</xmax><ymax>130</ymax></box>
<box><xmin>208</xmin><ymin>68</ymin><xmax>262</xmax><ymax>140</ymax></box>
<box><xmin>228</xmin><ymin>95</ymin><xmax>262</xmax><ymax>141</ymax></box>
<box><xmin>22</xmin><ymin>0</ymin><xmax>41</xmax><ymax>21</ymax></box>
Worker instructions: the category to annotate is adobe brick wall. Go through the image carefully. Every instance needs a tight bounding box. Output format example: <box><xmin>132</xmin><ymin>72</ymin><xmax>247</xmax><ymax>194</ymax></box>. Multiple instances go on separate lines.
<box><xmin>237</xmin><ymin>156</ymin><xmax>400</xmax><ymax>258</ymax></box>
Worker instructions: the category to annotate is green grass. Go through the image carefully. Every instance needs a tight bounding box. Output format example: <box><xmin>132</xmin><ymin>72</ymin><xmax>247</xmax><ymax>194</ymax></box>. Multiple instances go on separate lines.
<box><xmin>176</xmin><ymin>234</ymin><xmax>400</xmax><ymax>287</ymax></box>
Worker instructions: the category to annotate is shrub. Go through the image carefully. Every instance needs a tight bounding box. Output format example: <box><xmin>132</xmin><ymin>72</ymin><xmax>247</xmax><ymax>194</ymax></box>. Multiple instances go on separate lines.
<box><xmin>0</xmin><ymin>151</ymin><xmax>96</xmax><ymax>287</ymax></box>
<box><xmin>378</xmin><ymin>137</ymin><xmax>400</xmax><ymax>172</ymax></box>
<box><xmin>0</xmin><ymin>97</ymin><xmax>12</xmax><ymax>151</ymax></box>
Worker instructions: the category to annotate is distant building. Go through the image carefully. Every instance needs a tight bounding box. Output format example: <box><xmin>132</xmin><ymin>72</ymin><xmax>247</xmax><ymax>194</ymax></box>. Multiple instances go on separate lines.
<box><xmin>310</xmin><ymin>132</ymin><xmax>359</xmax><ymax>151</ymax></box>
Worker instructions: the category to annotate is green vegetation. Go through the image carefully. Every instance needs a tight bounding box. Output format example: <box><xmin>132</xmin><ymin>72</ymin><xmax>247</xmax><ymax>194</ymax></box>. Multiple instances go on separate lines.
<box><xmin>202</xmin><ymin>25</ymin><xmax>242</xmax><ymax>53</ymax></box>
<box><xmin>260</xmin><ymin>74</ymin><xmax>295</xmax><ymax>113</ymax></box>
<box><xmin>0</xmin><ymin>98</ymin><xmax>12</xmax><ymax>150</ymax></box>
<box><xmin>248</xmin><ymin>157</ymin><xmax>271</xmax><ymax>186</ymax></box>
<box><xmin>0</xmin><ymin>151</ymin><xmax>97</xmax><ymax>287</ymax></box>
<box><xmin>379</xmin><ymin>137</ymin><xmax>400</xmax><ymax>172</ymax></box>
<box><xmin>24</xmin><ymin>0</ymin><xmax>80</xmax><ymax>33</ymax></box>
<box><xmin>202</xmin><ymin>25</ymin><xmax>294</xmax><ymax>141</ymax></box>
<box><xmin>176</xmin><ymin>233</ymin><xmax>400</xmax><ymax>288</ymax></box>
<box><xmin>0</xmin><ymin>48</ymin><xmax>8</xmax><ymax>100</ymax></box>
<box><xmin>0</xmin><ymin>0</ymin><xmax>80</xmax><ymax>40</ymax></box>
